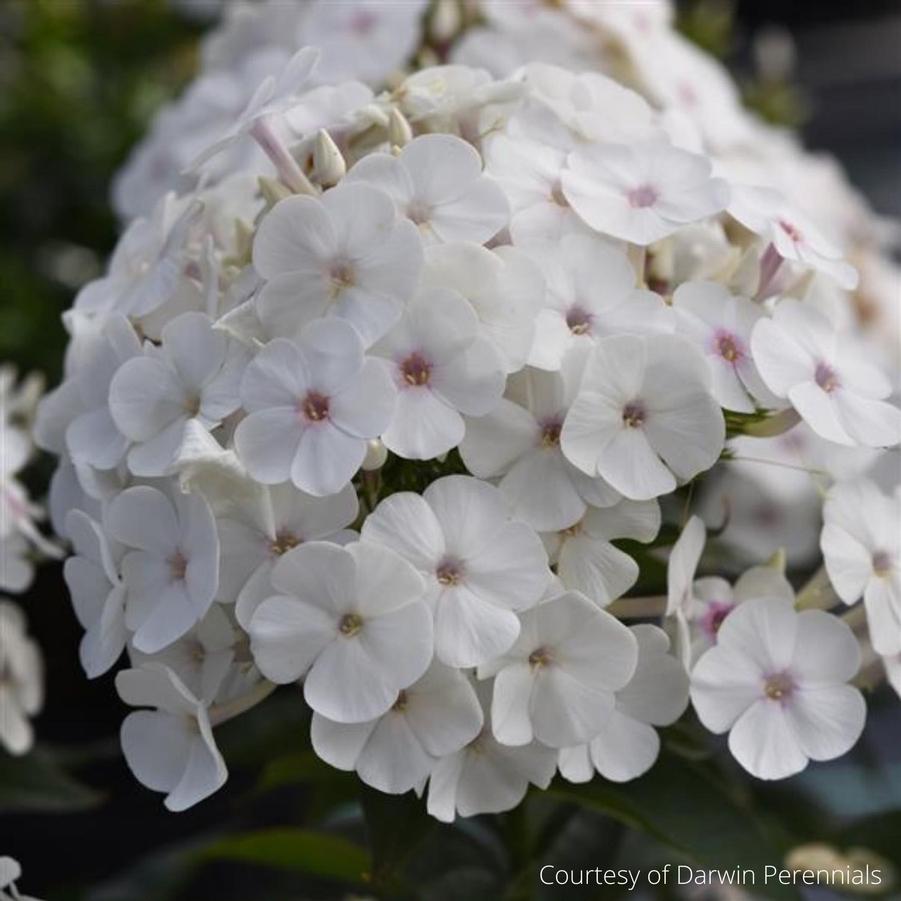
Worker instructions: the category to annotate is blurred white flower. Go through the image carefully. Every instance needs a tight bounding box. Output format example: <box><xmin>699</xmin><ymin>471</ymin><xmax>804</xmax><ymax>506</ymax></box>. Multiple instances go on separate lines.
<box><xmin>691</xmin><ymin>598</ymin><xmax>865</xmax><ymax>780</ymax></box>
<box><xmin>0</xmin><ymin>601</ymin><xmax>43</xmax><ymax>756</ymax></box>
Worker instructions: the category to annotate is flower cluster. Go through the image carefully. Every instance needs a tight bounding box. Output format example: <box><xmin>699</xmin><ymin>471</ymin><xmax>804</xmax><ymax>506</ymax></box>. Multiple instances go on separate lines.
<box><xmin>37</xmin><ymin>0</ymin><xmax>899</xmax><ymax>819</ymax></box>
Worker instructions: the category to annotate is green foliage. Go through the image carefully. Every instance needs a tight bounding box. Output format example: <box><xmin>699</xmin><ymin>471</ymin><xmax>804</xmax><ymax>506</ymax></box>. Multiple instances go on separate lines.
<box><xmin>0</xmin><ymin>746</ymin><xmax>102</xmax><ymax>813</ymax></box>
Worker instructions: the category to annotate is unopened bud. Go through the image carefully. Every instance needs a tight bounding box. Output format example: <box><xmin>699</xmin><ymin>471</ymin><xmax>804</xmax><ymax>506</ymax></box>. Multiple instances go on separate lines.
<box><xmin>311</xmin><ymin>129</ymin><xmax>346</xmax><ymax>188</ymax></box>
<box><xmin>388</xmin><ymin>107</ymin><xmax>414</xmax><ymax>148</ymax></box>
<box><xmin>258</xmin><ymin>176</ymin><xmax>292</xmax><ymax>209</ymax></box>
<box><xmin>429</xmin><ymin>0</ymin><xmax>461</xmax><ymax>43</ymax></box>
<box><xmin>362</xmin><ymin>439</ymin><xmax>388</xmax><ymax>471</ymax></box>
<box><xmin>763</xmin><ymin>548</ymin><xmax>786</xmax><ymax>574</ymax></box>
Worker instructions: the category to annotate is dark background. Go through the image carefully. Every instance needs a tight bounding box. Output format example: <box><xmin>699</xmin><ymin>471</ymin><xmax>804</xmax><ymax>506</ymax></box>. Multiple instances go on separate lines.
<box><xmin>1</xmin><ymin>1</ymin><xmax>899</xmax><ymax>898</ymax></box>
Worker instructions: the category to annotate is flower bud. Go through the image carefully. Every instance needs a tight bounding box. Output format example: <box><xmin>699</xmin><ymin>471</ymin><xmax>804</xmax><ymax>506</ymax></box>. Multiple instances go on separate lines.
<box><xmin>362</xmin><ymin>438</ymin><xmax>388</xmax><ymax>471</ymax></box>
<box><xmin>311</xmin><ymin>129</ymin><xmax>346</xmax><ymax>188</ymax></box>
<box><xmin>388</xmin><ymin>107</ymin><xmax>414</xmax><ymax>148</ymax></box>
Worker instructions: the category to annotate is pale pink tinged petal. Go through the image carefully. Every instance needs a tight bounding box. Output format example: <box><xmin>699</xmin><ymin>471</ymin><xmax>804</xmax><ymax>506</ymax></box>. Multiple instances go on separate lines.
<box><xmin>126</xmin><ymin>416</ymin><xmax>188</xmax><ymax>477</ymax></box>
<box><xmin>345</xmin><ymin>152</ymin><xmax>414</xmax><ymax>208</ymax></box>
<box><xmin>728</xmin><ymin>699</ymin><xmax>809</xmax><ymax>780</ymax></box>
<box><xmin>331</xmin><ymin>285</ymin><xmax>405</xmax><ymax>348</ymax></box>
<box><xmin>361</xmin><ymin>492</ymin><xmax>445</xmax><ymax>572</ymax></box>
<box><xmin>165</xmin><ymin>722</ymin><xmax>227</xmax><ymax>811</ymax></box>
<box><xmin>429</xmin><ymin>179</ymin><xmax>510</xmax><ymax>245</ymax></box>
<box><xmin>424</xmin><ymin>475</ymin><xmax>508</xmax><ymax>551</ymax></box>
<box><xmin>249</xmin><ymin>596</ymin><xmax>336</xmax><ymax>683</ymax></box>
<box><xmin>383</xmin><ymin>388</ymin><xmax>463</xmax><ymax>460</ymax></box>
<box><xmin>132</xmin><ymin>583</ymin><xmax>199</xmax><ymax>653</ymax></box>
<box><xmin>732</xmin><ymin>566</ymin><xmax>795</xmax><ymax>606</ymax></box>
<box><xmin>234</xmin><ymin>409</ymin><xmax>303</xmax><ymax>484</ymax></box>
<box><xmin>256</xmin><ymin>272</ymin><xmax>332</xmax><ymax>339</ymax></box>
<box><xmin>832</xmin><ymin>392</ymin><xmax>901</xmax><ymax>449</ymax></box>
<box><xmin>589</xmin><ymin>710</ymin><xmax>660</xmax><ymax>782</ymax></box>
<box><xmin>558</xmin><ymin>744</ymin><xmax>594</xmax><ymax>784</ymax></box>
<box><xmin>787</xmin><ymin>682</ymin><xmax>865</xmax><ymax>762</ymax></box>
<box><xmin>304</xmin><ymin>636</ymin><xmax>399</xmax><ymax>722</ymax></box>
<box><xmin>750</xmin><ymin>318</ymin><xmax>814</xmax><ymax>398</ymax></box>
<box><xmin>791</xmin><ymin>610</ymin><xmax>860</xmax><ymax>690</ymax></box>
<box><xmin>718</xmin><ymin>596</ymin><xmax>799</xmax><ymax>672</ymax></box>
<box><xmin>709</xmin><ymin>360</ymin><xmax>756</xmax><ymax>413</ymax></box>
<box><xmin>106</xmin><ymin>486</ymin><xmax>178</xmax><ymax>555</ymax></box>
<box><xmin>558</xmin><ymin>537</ymin><xmax>637</xmax><ymax>606</ymax></box>
<box><xmin>323</xmin><ymin>183</ymin><xmax>398</xmax><ymax>257</ymax></box>
<box><xmin>432</xmin><ymin>341</ymin><xmax>505</xmax><ymax>418</ymax></box>
<box><xmin>596</xmin><ymin>426</ymin><xmax>676</xmax><ymax>500</ymax></box>
<box><xmin>120</xmin><ymin>710</ymin><xmax>191</xmax><ymax>794</ymax></box>
<box><xmin>559</xmin><ymin>395</ymin><xmax>622</xmax><ymax>477</ymax></box>
<box><xmin>465</xmin><ymin>522</ymin><xmax>550</xmax><ymax>610</ymax></box>
<box><xmin>585</xmin><ymin>498</ymin><xmax>660</xmax><ymax>543</ymax></box>
<box><xmin>356</xmin><ymin>713</ymin><xmax>434</xmax><ymax>794</ymax></box>
<box><xmin>328</xmin><ymin>359</ymin><xmax>396</xmax><ymax>438</ymax></box>
<box><xmin>349</xmin><ymin>541</ymin><xmax>427</xmax><ymax>616</ymax></box>
<box><xmin>239</xmin><ymin>338</ymin><xmax>311</xmax><ymax>410</ymax></box>
<box><xmin>434</xmin><ymin>585</ymin><xmax>521</xmax><ymax>668</ymax></box>
<box><xmin>269</xmin><ymin>541</ymin><xmax>356</xmax><ymax>612</ymax></box>
<box><xmin>491</xmin><ymin>663</ymin><xmax>535</xmax><ymax>746</ymax></box>
<box><xmin>644</xmin><ymin>396</ymin><xmax>724</xmax><ymax>481</ymax></box>
<box><xmin>618</xmin><ymin>625</ymin><xmax>689</xmax><ymax>726</ymax></box>
<box><xmin>689</xmin><ymin>643</ymin><xmax>763</xmax><ymax>733</ymax></box>
<box><xmin>293</xmin><ymin>425</ymin><xmax>365</xmax><ymax>496</ymax></box>
<box><xmin>788</xmin><ymin>382</ymin><xmax>854</xmax><ymax>446</ymax></box>
<box><xmin>300</xmin><ymin>317</ymin><xmax>365</xmax><ymax>396</ymax></box>
<box><xmin>108</xmin><ymin>356</ymin><xmax>185</xmax><ymax>441</ymax></box>
<box><xmin>458</xmin><ymin>400</ymin><xmax>536</xmax><ymax>478</ymax></box>
<box><xmin>160</xmin><ymin>312</ymin><xmax>225</xmax><ymax>392</ymax></box>
<box><xmin>500</xmin><ymin>450</ymin><xmax>586</xmax><ymax>533</ymax></box>
<box><xmin>532</xmin><ymin>665</ymin><xmax>615</xmax><ymax>747</ymax></box>
<box><xmin>405</xmin><ymin>666</ymin><xmax>483</xmax><ymax>756</ymax></box>
<box><xmin>403</xmin><ymin>134</ymin><xmax>482</xmax><ymax>204</ymax></box>
<box><xmin>252</xmin><ymin>194</ymin><xmax>337</xmax><ymax>279</ymax></box>
<box><xmin>66</xmin><ymin>408</ymin><xmax>129</xmax><ymax>470</ymax></box>
<box><xmin>311</xmin><ymin>712</ymin><xmax>376</xmax><ymax>771</ymax></box>
<box><xmin>864</xmin><ymin>578</ymin><xmax>901</xmax><ymax>656</ymax></box>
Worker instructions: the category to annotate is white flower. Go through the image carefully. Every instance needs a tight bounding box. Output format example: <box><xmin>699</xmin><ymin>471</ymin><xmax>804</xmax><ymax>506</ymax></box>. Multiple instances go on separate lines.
<box><xmin>361</xmin><ymin>475</ymin><xmax>550</xmax><ymax>668</ymax></box>
<box><xmin>234</xmin><ymin>318</ymin><xmax>395</xmax><ymax>496</ymax></box>
<box><xmin>0</xmin><ymin>536</ymin><xmax>34</xmax><ymax>594</ymax></box>
<box><xmin>0</xmin><ymin>856</ymin><xmax>43</xmax><ymax>901</ymax></box>
<box><xmin>529</xmin><ymin>235</ymin><xmax>674</xmax><ymax>371</ymax></box>
<box><xmin>252</xmin><ymin>184</ymin><xmax>423</xmax><ymax>346</ymax></box>
<box><xmin>345</xmin><ymin>134</ymin><xmax>508</xmax><ymax>245</ymax></box>
<box><xmin>821</xmin><ymin>479</ymin><xmax>901</xmax><ymax>656</ymax></box>
<box><xmin>218</xmin><ymin>481</ymin><xmax>358</xmax><ymax>628</ymax></box>
<box><xmin>420</xmin><ymin>243</ymin><xmax>544</xmax><ymax>374</ymax></box>
<box><xmin>558</xmin><ymin>624</ymin><xmax>689</xmax><ymax>783</ymax></box>
<box><xmin>109</xmin><ymin>312</ymin><xmax>246</xmax><ymax>476</ymax></box>
<box><xmin>672</xmin><ymin>281</ymin><xmax>776</xmax><ymax>413</ymax></box>
<box><xmin>426</xmin><ymin>681</ymin><xmax>556</xmax><ymax>823</ymax></box>
<box><xmin>483</xmin><ymin>132</ymin><xmax>589</xmax><ymax>245</ymax></box>
<box><xmin>63</xmin><ymin>510</ymin><xmax>127</xmax><ymax>678</ymax></box>
<box><xmin>561</xmin><ymin>335</ymin><xmax>725</xmax><ymax>500</ymax></box>
<box><xmin>690</xmin><ymin>598</ymin><xmax>866</xmax><ymax>780</ymax></box>
<box><xmin>116</xmin><ymin>663</ymin><xmax>227</xmax><ymax>811</ymax></box>
<box><xmin>0</xmin><ymin>601</ymin><xmax>43</xmax><ymax>756</ymax></box>
<box><xmin>460</xmin><ymin>361</ymin><xmax>620</xmax><ymax>532</ymax></box>
<box><xmin>301</xmin><ymin>0</ymin><xmax>428</xmax><ymax>84</ymax></box>
<box><xmin>376</xmin><ymin>288</ymin><xmax>505</xmax><ymax>460</ymax></box>
<box><xmin>129</xmin><ymin>605</ymin><xmax>244</xmax><ymax>704</ymax></box>
<box><xmin>248</xmin><ymin>540</ymin><xmax>431</xmax><ymax>722</ymax></box>
<box><xmin>311</xmin><ymin>660</ymin><xmax>483</xmax><ymax>795</ymax></box>
<box><xmin>480</xmin><ymin>591</ymin><xmax>638</xmax><ymax>748</ymax></box>
<box><xmin>561</xmin><ymin>140</ymin><xmax>729</xmax><ymax>245</ymax></box>
<box><xmin>751</xmin><ymin>299</ymin><xmax>901</xmax><ymax>448</ymax></box>
<box><xmin>729</xmin><ymin>186</ymin><xmax>858</xmax><ymax>290</ymax></box>
<box><xmin>106</xmin><ymin>485</ymin><xmax>219</xmax><ymax>654</ymax></box>
<box><xmin>545</xmin><ymin>498</ymin><xmax>660</xmax><ymax>608</ymax></box>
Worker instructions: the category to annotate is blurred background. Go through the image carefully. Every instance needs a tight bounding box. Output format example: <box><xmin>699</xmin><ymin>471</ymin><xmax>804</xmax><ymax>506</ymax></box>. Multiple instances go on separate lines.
<box><xmin>1</xmin><ymin>1</ymin><xmax>899</xmax><ymax>898</ymax></box>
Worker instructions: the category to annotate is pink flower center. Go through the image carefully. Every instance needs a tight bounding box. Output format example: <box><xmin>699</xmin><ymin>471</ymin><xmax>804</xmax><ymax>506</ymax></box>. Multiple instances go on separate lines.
<box><xmin>872</xmin><ymin>550</ymin><xmax>893</xmax><ymax>576</ymax></box>
<box><xmin>400</xmin><ymin>352</ymin><xmax>432</xmax><ymax>387</ymax></box>
<box><xmin>714</xmin><ymin>331</ymin><xmax>743</xmax><ymax>364</ymax></box>
<box><xmin>539</xmin><ymin>418</ymin><xmax>563</xmax><ymax>448</ymax></box>
<box><xmin>622</xmin><ymin>401</ymin><xmax>646</xmax><ymax>428</ymax></box>
<box><xmin>699</xmin><ymin>600</ymin><xmax>734</xmax><ymax>641</ymax></box>
<box><xmin>301</xmin><ymin>391</ymin><xmax>331</xmax><ymax>423</ymax></box>
<box><xmin>436</xmin><ymin>558</ymin><xmax>464</xmax><ymax>586</ymax></box>
<box><xmin>627</xmin><ymin>184</ymin><xmax>659</xmax><ymax>209</ymax></box>
<box><xmin>814</xmin><ymin>362</ymin><xmax>840</xmax><ymax>393</ymax></box>
<box><xmin>778</xmin><ymin>219</ymin><xmax>803</xmax><ymax>243</ymax></box>
<box><xmin>763</xmin><ymin>671</ymin><xmax>796</xmax><ymax>702</ymax></box>
<box><xmin>566</xmin><ymin>305</ymin><xmax>593</xmax><ymax>336</ymax></box>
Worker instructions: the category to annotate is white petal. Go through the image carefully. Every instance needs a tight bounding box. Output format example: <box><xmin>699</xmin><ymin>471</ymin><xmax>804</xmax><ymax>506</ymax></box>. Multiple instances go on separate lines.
<box><xmin>728</xmin><ymin>699</ymin><xmax>809</xmax><ymax>780</ymax></box>
<box><xmin>787</xmin><ymin>684</ymin><xmax>865</xmax><ymax>762</ymax></box>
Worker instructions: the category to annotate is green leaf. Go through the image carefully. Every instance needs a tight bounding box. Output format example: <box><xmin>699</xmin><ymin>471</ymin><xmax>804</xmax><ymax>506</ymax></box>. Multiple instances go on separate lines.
<box><xmin>0</xmin><ymin>747</ymin><xmax>102</xmax><ymax>813</ymax></box>
<box><xmin>546</xmin><ymin>752</ymin><xmax>801</xmax><ymax>901</ymax></box>
<box><xmin>200</xmin><ymin>828</ymin><xmax>371</xmax><ymax>885</ymax></box>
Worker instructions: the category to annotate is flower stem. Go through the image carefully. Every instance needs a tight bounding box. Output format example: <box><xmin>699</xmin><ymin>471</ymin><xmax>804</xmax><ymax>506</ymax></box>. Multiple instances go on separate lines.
<box><xmin>249</xmin><ymin>117</ymin><xmax>316</xmax><ymax>196</ymax></box>
<box><xmin>606</xmin><ymin>595</ymin><xmax>667</xmax><ymax>619</ymax></box>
